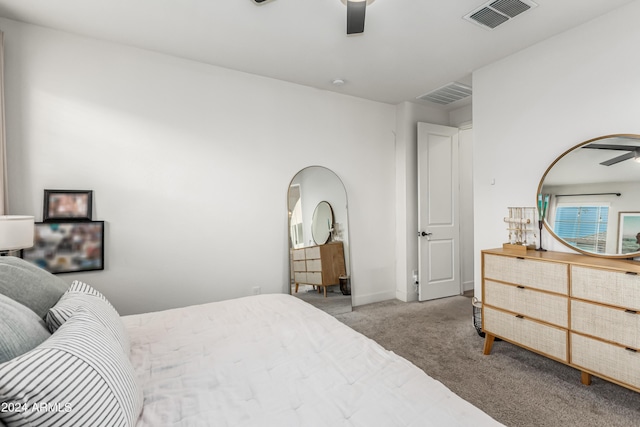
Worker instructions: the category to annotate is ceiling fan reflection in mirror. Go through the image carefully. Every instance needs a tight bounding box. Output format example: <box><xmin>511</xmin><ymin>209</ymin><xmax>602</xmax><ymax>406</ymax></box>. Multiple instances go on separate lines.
<box><xmin>583</xmin><ymin>141</ymin><xmax>640</xmax><ymax>166</ymax></box>
<box><xmin>252</xmin><ymin>0</ymin><xmax>375</xmax><ymax>35</ymax></box>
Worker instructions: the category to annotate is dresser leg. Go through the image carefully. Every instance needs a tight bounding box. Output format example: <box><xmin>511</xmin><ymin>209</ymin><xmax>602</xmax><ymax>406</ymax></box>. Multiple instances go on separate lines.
<box><xmin>295</xmin><ymin>283</ymin><xmax>299</xmax><ymax>293</ymax></box>
<box><xmin>581</xmin><ymin>371</ymin><xmax>592</xmax><ymax>386</ymax></box>
<box><xmin>483</xmin><ymin>334</ymin><xmax>496</xmax><ymax>355</ymax></box>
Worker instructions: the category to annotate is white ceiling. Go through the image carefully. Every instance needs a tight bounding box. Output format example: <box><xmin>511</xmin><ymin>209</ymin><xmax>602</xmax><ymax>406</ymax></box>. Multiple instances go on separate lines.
<box><xmin>0</xmin><ymin>0</ymin><xmax>634</xmax><ymax>109</ymax></box>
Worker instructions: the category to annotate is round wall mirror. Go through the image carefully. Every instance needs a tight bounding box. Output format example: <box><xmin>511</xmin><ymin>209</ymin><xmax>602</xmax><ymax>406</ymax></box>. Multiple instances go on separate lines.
<box><xmin>311</xmin><ymin>201</ymin><xmax>333</xmax><ymax>245</ymax></box>
<box><xmin>538</xmin><ymin>134</ymin><xmax>640</xmax><ymax>258</ymax></box>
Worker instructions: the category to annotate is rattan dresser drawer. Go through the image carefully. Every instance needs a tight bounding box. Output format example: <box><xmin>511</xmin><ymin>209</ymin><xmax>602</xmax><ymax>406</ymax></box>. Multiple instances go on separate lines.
<box><xmin>294</xmin><ymin>272</ymin><xmax>307</xmax><ymax>283</ymax></box>
<box><xmin>306</xmin><ymin>272</ymin><xmax>322</xmax><ymax>285</ymax></box>
<box><xmin>293</xmin><ymin>260</ymin><xmax>307</xmax><ymax>272</ymax></box>
<box><xmin>292</xmin><ymin>249</ymin><xmax>306</xmax><ymax>261</ymax></box>
<box><xmin>306</xmin><ymin>259</ymin><xmax>322</xmax><ymax>272</ymax></box>
<box><xmin>483</xmin><ymin>306</ymin><xmax>567</xmax><ymax>362</ymax></box>
<box><xmin>571</xmin><ymin>300</ymin><xmax>640</xmax><ymax>349</ymax></box>
<box><xmin>572</xmin><ymin>266</ymin><xmax>640</xmax><ymax>311</ymax></box>
<box><xmin>571</xmin><ymin>333</ymin><xmax>640</xmax><ymax>391</ymax></box>
<box><xmin>484</xmin><ymin>280</ymin><xmax>568</xmax><ymax>327</ymax></box>
<box><xmin>484</xmin><ymin>254</ymin><xmax>568</xmax><ymax>294</ymax></box>
<box><xmin>305</xmin><ymin>246</ymin><xmax>321</xmax><ymax>259</ymax></box>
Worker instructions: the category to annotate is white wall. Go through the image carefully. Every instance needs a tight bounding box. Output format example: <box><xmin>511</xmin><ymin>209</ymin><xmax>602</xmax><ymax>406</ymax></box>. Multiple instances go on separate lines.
<box><xmin>473</xmin><ymin>0</ymin><xmax>640</xmax><ymax>298</ymax></box>
<box><xmin>2</xmin><ymin>18</ymin><xmax>397</xmax><ymax>314</ymax></box>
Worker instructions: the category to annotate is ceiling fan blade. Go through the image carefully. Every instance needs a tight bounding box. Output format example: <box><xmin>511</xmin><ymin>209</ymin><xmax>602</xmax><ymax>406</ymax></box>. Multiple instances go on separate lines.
<box><xmin>600</xmin><ymin>151</ymin><xmax>636</xmax><ymax>166</ymax></box>
<box><xmin>584</xmin><ymin>143</ymin><xmax>640</xmax><ymax>151</ymax></box>
<box><xmin>346</xmin><ymin>1</ymin><xmax>366</xmax><ymax>35</ymax></box>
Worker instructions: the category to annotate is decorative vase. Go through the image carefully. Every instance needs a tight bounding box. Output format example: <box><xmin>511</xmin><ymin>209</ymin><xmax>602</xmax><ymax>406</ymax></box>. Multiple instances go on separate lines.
<box><xmin>536</xmin><ymin>194</ymin><xmax>550</xmax><ymax>252</ymax></box>
<box><xmin>536</xmin><ymin>220</ymin><xmax>546</xmax><ymax>252</ymax></box>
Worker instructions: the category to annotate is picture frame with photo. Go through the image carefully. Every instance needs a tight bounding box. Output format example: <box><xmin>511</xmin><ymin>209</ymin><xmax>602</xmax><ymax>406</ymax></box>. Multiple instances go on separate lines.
<box><xmin>21</xmin><ymin>221</ymin><xmax>105</xmax><ymax>274</ymax></box>
<box><xmin>617</xmin><ymin>212</ymin><xmax>640</xmax><ymax>255</ymax></box>
<box><xmin>43</xmin><ymin>190</ymin><xmax>93</xmax><ymax>221</ymax></box>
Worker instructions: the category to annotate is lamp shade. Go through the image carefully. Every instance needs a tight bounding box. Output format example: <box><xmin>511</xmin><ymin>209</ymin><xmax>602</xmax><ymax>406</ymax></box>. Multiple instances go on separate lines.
<box><xmin>0</xmin><ymin>215</ymin><xmax>35</xmax><ymax>251</ymax></box>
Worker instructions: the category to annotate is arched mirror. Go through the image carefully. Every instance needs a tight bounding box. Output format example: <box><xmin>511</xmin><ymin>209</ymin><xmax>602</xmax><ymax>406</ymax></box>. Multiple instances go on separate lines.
<box><xmin>288</xmin><ymin>166</ymin><xmax>351</xmax><ymax>313</ymax></box>
<box><xmin>538</xmin><ymin>134</ymin><xmax>640</xmax><ymax>258</ymax></box>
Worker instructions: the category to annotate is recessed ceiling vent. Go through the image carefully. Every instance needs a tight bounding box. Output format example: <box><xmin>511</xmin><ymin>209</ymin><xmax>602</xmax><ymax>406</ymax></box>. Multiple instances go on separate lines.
<box><xmin>417</xmin><ymin>82</ymin><xmax>472</xmax><ymax>105</ymax></box>
<box><xmin>464</xmin><ymin>0</ymin><xmax>538</xmax><ymax>30</ymax></box>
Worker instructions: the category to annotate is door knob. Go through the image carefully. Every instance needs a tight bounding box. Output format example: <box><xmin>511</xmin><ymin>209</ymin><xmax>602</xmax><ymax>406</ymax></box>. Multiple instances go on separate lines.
<box><xmin>419</xmin><ymin>231</ymin><xmax>432</xmax><ymax>237</ymax></box>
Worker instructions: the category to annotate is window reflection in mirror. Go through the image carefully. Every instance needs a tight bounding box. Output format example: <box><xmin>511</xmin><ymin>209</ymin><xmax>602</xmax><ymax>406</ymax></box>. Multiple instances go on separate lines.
<box><xmin>289</xmin><ymin>184</ymin><xmax>304</xmax><ymax>248</ymax></box>
<box><xmin>552</xmin><ymin>205</ymin><xmax>609</xmax><ymax>254</ymax></box>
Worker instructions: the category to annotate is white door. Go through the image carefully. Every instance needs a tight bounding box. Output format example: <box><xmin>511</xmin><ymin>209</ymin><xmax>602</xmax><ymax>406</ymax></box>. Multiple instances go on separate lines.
<box><xmin>417</xmin><ymin>122</ymin><xmax>461</xmax><ymax>301</ymax></box>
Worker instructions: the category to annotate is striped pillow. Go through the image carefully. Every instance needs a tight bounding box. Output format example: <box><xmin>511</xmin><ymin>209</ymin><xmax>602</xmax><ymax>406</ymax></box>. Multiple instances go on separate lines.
<box><xmin>0</xmin><ymin>308</ymin><xmax>143</xmax><ymax>427</ymax></box>
<box><xmin>65</xmin><ymin>280</ymin><xmax>112</xmax><ymax>303</ymax></box>
<box><xmin>45</xmin><ymin>281</ymin><xmax>130</xmax><ymax>354</ymax></box>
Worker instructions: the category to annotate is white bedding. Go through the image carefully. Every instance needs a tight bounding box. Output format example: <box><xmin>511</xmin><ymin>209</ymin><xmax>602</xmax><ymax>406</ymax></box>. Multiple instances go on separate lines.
<box><xmin>123</xmin><ymin>294</ymin><xmax>502</xmax><ymax>427</ymax></box>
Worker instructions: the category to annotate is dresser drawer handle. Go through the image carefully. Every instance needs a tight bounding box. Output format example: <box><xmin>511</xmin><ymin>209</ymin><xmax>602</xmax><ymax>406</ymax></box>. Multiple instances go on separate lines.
<box><xmin>625</xmin><ymin>347</ymin><xmax>638</xmax><ymax>353</ymax></box>
<box><xmin>626</xmin><ymin>272</ymin><xmax>638</xmax><ymax>276</ymax></box>
<box><xmin>516</xmin><ymin>257</ymin><xmax>525</xmax><ymax>260</ymax></box>
<box><xmin>515</xmin><ymin>314</ymin><xmax>524</xmax><ymax>319</ymax></box>
<box><xmin>516</xmin><ymin>285</ymin><xmax>525</xmax><ymax>289</ymax></box>
<box><xmin>625</xmin><ymin>309</ymin><xmax>638</xmax><ymax>314</ymax></box>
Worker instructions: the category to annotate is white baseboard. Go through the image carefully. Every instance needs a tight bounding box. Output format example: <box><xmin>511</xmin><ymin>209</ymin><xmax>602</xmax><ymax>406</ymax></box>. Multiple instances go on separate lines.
<box><xmin>352</xmin><ymin>290</ymin><xmax>396</xmax><ymax>307</ymax></box>
<box><xmin>396</xmin><ymin>287</ymin><xmax>418</xmax><ymax>302</ymax></box>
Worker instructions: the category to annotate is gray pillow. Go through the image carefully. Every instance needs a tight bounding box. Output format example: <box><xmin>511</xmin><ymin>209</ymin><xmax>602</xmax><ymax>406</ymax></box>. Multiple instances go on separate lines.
<box><xmin>0</xmin><ymin>292</ymin><xmax>51</xmax><ymax>363</ymax></box>
<box><xmin>0</xmin><ymin>256</ymin><xmax>69</xmax><ymax>318</ymax></box>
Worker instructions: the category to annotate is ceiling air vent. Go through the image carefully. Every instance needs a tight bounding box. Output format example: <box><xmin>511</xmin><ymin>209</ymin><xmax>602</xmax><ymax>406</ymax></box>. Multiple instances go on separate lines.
<box><xmin>464</xmin><ymin>0</ymin><xmax>537</xmax><ymax>30</ymax></box>
<box><xmin>417</xmin><ymin>82</ymin><xmax>472</xmax><ymax>106</ymax></box>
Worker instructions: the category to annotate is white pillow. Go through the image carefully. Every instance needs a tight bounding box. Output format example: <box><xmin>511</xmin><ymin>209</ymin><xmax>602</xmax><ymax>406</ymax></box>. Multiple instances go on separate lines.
<box><xmin>0</xmin><ymin>308</ymin><xmax>143</xmax><ymax>427</ymax></box>
<box><xmin>45</xmin><ymin>280</ymin><xmax>130</xmax><ymax>354</ymax></box>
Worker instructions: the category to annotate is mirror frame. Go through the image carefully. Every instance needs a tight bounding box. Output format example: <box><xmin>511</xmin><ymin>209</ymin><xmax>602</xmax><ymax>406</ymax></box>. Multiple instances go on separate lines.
<box><xmin>537</xmin><ymin>134</ymin><xmax>640</xmax><ymax>259</ymax></box>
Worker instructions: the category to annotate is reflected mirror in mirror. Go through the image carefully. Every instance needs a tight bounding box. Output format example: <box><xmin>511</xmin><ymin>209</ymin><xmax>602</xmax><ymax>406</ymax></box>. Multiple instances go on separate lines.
<box><xmin>311</xmin><ymin>201</ymin><xmax>333</xmax><ymax>245</ymax></box>
<box><xmin>288</xmin><ymin>166</ymin><xmax>351</xmax><ymax>314</ymax></box>
<box><xmin>538</xmin><ymin>134</ymin><xmax>640</xmax><ymax>258</ymax></box>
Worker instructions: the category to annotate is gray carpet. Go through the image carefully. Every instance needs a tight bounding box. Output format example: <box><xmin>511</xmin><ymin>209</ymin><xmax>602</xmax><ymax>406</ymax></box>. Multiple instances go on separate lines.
<box><xmin>291</xmin><ymin>284</ymin><xmax>352</xmax><ymax>316</ymax></box>
<box><xmin>334</xmin><ymin>295</ymin><xmax>640</xmax><ymax>427</ymax></box>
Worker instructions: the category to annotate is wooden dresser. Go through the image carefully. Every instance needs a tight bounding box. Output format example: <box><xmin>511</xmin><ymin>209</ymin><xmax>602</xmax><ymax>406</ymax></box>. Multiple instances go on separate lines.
<box><xmin>292</xmin><ymin>242</ymin><xmax>346</xmax><ymax>297</ymax></box>
<box><xmin>482</xmin><ymin>248</ymin><xmax>640</xmax><ymax>393</ymax></box>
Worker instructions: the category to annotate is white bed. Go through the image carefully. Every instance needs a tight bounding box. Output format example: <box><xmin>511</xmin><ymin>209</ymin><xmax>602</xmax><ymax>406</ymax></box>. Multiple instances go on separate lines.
<box><xmin>0</xmin><ymin>256</ymin><xmax>502</xmax><ymax>426</ymax></box>
<box><xmin>123</xmin><ymin>294</ymin><xmax>502</xmax><ymax>427</ymax></box>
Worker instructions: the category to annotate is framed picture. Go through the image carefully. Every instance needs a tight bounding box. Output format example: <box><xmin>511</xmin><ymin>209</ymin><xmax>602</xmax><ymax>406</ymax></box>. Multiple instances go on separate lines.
<box><xmin>21</xmin><ymin>221</ymin><xmax>104</xmax><ymax>274</ymax></box>
<box><xmin>617</xmin><ymin>212</ymin><xmax>640</xmax><ymax>255</ymax></box>
<box><xmin>43</xmin><ymin>190</ymin><xmax>93</xmax><ymax>221</ymax></box>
